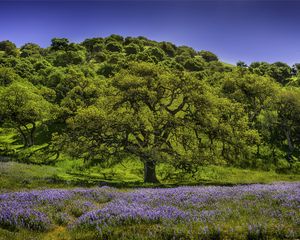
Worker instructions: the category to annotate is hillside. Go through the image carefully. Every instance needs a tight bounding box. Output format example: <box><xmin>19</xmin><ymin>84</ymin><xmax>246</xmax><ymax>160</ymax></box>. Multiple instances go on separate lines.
<box><xmin>0</xmin><ymin>35</ymin><xmax>299</xmax><ymax>184</ymax></box>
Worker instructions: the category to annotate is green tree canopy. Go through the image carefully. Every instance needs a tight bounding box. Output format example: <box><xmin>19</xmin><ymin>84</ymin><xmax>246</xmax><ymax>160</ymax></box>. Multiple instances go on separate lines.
<box><xmin>198</xmin><ymin>50</ymin><xmax>218</xmax><ymax>62</ymax></box>
<box><xmin>63</xmin><ymin>62</ymin><xmax>203</xmax><ymax>182</ymax></box>
<box><xmin>0</xmin><ymin>40</ymin><xmax>18</xmax><ymax>56</ymax></box>
<box><xmin>50</xmin><ymin>38</ymin><xmax>70</xmax><ymax>51</ymax></box>
<box><xmin>0</xmin><ymin>81</ymin><xmax>55</xmax><ymax>147</ymax></box>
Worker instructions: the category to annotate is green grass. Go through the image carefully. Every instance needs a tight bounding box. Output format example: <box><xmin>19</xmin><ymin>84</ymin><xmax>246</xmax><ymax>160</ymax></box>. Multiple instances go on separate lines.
<box><xmin>0</xmin><ymin>159</ymin><xmax>299</xmax><ymax>192</ymax></box>
<box><xmin>0</xmin><ymin>162</ymin><xmax>68</xmax><ymax>193</ymax></box>
<box><xmin>0</xmin><ymin>128</ymin><xmax>23</xmax><ymax>155</ymax></box>
<box><xmin>1</xmin><ymin>126</ymin><xmax>299</xmax><ymax>191</ymax></box>
<box><xmin>221</xmin><ymin>61</ymin><xmax>236</xmax><ymax>68</ymax></box>
<box><xmin>188</xmin><ymin>165</ymin><xmax>300</xmax><ymax>185</ymax></box>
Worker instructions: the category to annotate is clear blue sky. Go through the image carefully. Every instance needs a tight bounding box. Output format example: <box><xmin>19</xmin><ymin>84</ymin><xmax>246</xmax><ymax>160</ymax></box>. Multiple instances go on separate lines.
<box><xmin>1</xmin><ymin>0</ymin><xmax>299</xmax><ymax>65</ymax></box>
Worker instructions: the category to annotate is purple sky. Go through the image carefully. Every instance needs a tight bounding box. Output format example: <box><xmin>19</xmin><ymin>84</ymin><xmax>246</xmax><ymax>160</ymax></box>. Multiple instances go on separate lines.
<box><xmin>0</xmin><ymin>1</ymin><xmax>300</xmax><ymax>65</ymax></box>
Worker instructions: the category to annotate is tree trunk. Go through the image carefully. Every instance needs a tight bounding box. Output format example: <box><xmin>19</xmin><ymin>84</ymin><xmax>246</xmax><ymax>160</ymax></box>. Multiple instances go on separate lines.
<box><xmin>271</xmin><ymin>145</ymin><xmax>276</xmax><ymax>163</ymax></box>
<box><xmin>18</xmin><ymin>126</ymin><xmax>28</xmax><ymax>147</ymax></box>
<box><xmin>29</xmin><ymin>122</ymin><xmax>36</xmax><ymax>146</ymax></box>
<box><xmin>284</xmin><ymin>128</ymin><xmax>294</xmax><ymax>161</ymax></box>
<box><xmin>144</xmin><ymin>160</ymin><xmax>159</xmax><ymax>183</ymax></box>
<box><xmin>221</xmin><ymin>141</ymin><xmax>226</xmax><ymax>159</ymax></box>
<box><xmin>256</xmin><ymin>144</ymin><xmax>260</xmax><ymax>158</ymax></box>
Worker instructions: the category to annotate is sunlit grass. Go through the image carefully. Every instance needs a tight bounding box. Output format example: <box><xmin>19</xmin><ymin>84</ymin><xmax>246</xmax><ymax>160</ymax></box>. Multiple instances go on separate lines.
<box><xmin>0</xmin><ymin>159</ymin><xmax>299</xmax><ymax>193</ymax></box>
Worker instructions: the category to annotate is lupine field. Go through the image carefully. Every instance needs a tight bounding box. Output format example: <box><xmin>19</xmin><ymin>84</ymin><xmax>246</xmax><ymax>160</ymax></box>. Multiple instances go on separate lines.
<box><xmin>0</xmin><ymin>182</ymin><xmax>299</xmax><ymax>239</ymax></box>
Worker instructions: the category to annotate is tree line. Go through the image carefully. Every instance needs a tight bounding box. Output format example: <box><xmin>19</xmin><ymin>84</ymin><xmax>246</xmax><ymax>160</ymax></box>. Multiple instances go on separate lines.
<box><xmin>0</xmin><ymin>35</ymin><xmax>299</xmax><ymax>182</ymax></box>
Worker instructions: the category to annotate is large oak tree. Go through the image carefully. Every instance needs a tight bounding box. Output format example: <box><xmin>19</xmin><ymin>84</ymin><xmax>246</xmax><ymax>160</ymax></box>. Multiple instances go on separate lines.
<box><xmin>63</xmin><ymin>62</ymin><xmax>205</xmax><ymax>182</ymax></box>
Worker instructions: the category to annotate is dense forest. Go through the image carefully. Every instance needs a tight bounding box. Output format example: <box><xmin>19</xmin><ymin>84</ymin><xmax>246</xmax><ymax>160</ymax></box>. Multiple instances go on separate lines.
<box><xmin>0</xmin><ymin>35</ymin><xmax>299</xmax><ymax>183</ymax></box>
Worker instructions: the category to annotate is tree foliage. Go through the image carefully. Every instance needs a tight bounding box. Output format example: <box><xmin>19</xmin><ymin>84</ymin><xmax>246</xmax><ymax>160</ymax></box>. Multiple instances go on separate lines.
<box><xmin>0</xmin><ymin>81</ymin><xmax>55</xmax><ymax>147</ymax></box>
<box><xmin>0</xmin><ymin>35</ymin><xmax>299</xmax><ymax>181</ymax></box>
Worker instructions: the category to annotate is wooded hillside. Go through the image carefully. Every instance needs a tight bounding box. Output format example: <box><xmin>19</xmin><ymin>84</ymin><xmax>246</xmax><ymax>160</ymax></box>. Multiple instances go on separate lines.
<box><xmin>0</xmin><ymin>35</ymin><xmax>299</xmax><ymax>182</ymax></box>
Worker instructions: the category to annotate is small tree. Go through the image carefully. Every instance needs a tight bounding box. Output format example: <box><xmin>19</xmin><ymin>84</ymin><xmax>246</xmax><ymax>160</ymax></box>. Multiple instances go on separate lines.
<box><xmin>236</xmin><ymin>61</ymin><xmax>248</xmax><ymax>68</ymax></box>
<box><xmin>0</xmin><ymin>81</ymin><xmax>54</xmax><ymax>147</ymax></box>
<box><xmin>159</xmin><ymin>41</ymin><xmax>176</xmax><ymax>57</ymax></box>
<box><xmin>198</xmin><ymin>50</ymin><xmax>218</xmax><ymax>62</ymax></box>
<box><xmin>20</xmin><ymin>43</ymin><xmax>43</xmax><ymax>58</ymax></box>
<box><xmin>277</xmin><ymin>88</ymin><xmax>300</xmax><ymax>161</ymax></box>
<box><xmin>51</xmin><ymin>38</ymin><xmax>69</xmax><ymax>51</ymax></box>
<box><xmin>0</xmin><ymin>40</ymin><xmax>18</xmax><ymax>56</ymax></box>
<box><xmin>105</xmin><ymin>42</ymin><xmax>123</xmax><ymax>52</ymax></box>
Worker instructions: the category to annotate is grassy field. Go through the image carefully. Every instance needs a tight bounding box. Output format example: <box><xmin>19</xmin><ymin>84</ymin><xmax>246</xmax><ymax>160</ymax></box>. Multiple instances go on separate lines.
<box><xmin>1</xmin><ymin>128</ymin><xmax>300</xmax><ymax>239</ymax></box>
<box><xmin>1</xmin><ymin>160</ymin><xmax>300</xmax><ymax>192</ymax></box>
<box><xmin>0</xmin><ymin>159</ymin><xmax>299</xmax><ymax>239</ymax></box>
